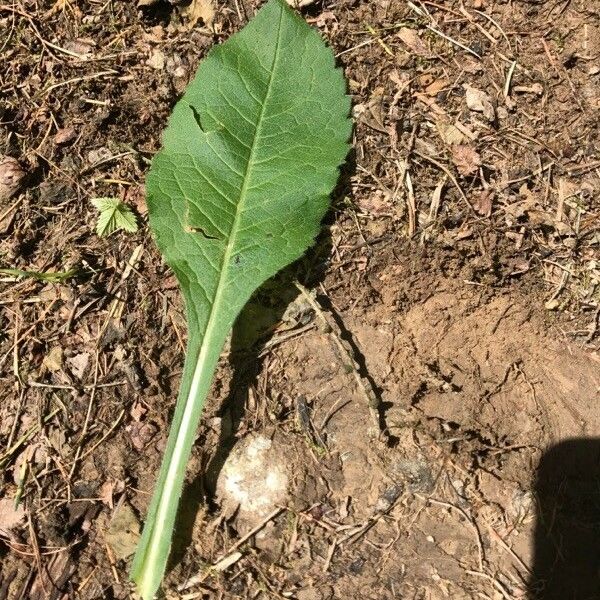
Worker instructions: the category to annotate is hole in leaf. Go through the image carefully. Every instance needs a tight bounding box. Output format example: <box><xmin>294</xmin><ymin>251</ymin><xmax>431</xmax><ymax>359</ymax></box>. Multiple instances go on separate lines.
<box><xmin>189</xmin><ymin>105</ymin><xmax>206</xmax><ymax>132</ymax></box>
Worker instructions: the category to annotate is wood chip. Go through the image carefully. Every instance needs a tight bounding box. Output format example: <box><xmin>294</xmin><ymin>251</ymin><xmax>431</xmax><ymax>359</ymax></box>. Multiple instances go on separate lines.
<box><xmin>397</xmin><ymin>27</ymin><xmax>429</xmax><ymax>56</ymax></box>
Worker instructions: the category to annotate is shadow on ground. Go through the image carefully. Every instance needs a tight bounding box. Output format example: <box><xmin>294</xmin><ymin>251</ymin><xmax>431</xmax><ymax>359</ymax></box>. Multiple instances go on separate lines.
<box><xmin>531</xmin><ymin>438</ymin><xmax>600</xmax><ymax>600</ymax></box>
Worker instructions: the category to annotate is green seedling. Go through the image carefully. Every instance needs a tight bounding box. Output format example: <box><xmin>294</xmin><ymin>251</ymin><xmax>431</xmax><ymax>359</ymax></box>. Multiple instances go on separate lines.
<box><xmin>91</xmin><ymin>197</ymin><xmax>138</xmax><ymax>236</ymax></box>
<box><xmin>0</xmin><ymin>267</ymin><xmax>77</xmax><ymax>282</ymax></box>
<box><xmin>131</xmin><ymin>0</ymin><xmax>351</xmax><ymax>597</ymax></box>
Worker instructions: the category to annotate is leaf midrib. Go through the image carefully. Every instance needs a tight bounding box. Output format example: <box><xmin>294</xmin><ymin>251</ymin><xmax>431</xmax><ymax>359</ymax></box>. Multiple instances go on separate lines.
<box><xmin>189</xmin><ymin>2</ymin><xmax>285</xmax><ymax>389</ymax></box>
<box><xmin>151</xmin><ymin>0</ymin><xmax>285</xmax><ymax>546</ymax></box>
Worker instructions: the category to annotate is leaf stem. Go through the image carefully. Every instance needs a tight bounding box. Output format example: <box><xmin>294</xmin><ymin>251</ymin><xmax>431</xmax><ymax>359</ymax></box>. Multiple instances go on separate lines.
<box><xmin>130</xmin><ymin>4</ymin><xmax>286</xmax><ymax>598</ymax></box>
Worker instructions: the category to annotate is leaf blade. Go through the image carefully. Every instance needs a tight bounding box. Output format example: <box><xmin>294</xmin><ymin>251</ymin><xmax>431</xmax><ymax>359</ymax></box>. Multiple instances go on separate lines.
<box><xmin>91</xmin><ymin>197</ymin><xmax>138</xmax><ymax>236</ymax></box>
<box><xmin>131</xmin><ymin>0</ymin><xmax>350</xmax><ymax>596</ymax></box>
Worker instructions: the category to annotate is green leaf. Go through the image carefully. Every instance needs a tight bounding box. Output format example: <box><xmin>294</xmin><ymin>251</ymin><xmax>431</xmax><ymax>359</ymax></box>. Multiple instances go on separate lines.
<box><xmin>130</xmin><ymin>0</ymin><xmax>351</xmax><ymax>597</ymax></box>
<box><xmin>0</xmin><ymin>267</ymin><xmax>77</xmax><ymax>283</ymax></box>
<box><xmin>91</xmin><ymin>197</ymin><xmax>138</xmax><ymax>236</ymax></box>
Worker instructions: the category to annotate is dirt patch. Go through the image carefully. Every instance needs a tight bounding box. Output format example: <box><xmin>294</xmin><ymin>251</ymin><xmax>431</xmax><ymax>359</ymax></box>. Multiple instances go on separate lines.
<box><xmin>1</xmin><ymin>0</ymin><xmax>599</xmax><ymax>598</ymax></box>
<box><xmin>193</xmin><ymin>241</ymin><xmax>599</xmax><ymax>599</ymax></box>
